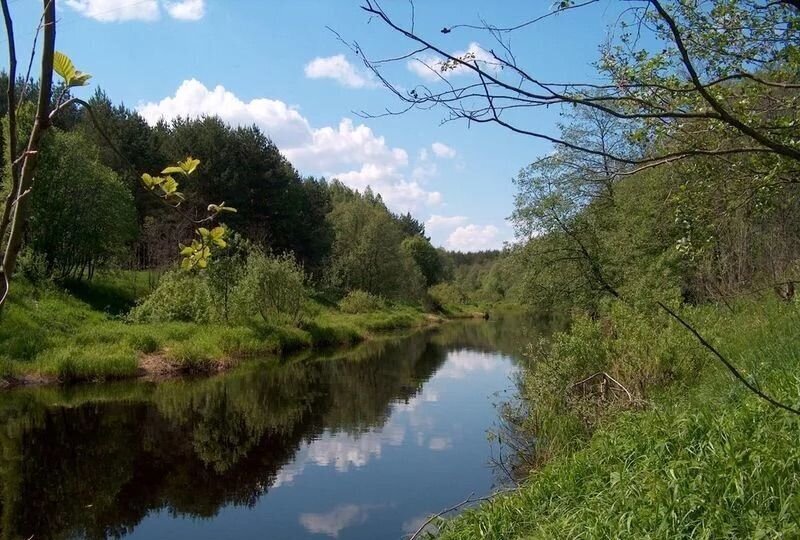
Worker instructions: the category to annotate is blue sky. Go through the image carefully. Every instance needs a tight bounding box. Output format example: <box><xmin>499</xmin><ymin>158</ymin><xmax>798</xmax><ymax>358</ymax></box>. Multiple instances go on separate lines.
<box><xmin>2</xmin><ymin>0</ymin><xmax>618</xmax><ymax>251</ymax></box>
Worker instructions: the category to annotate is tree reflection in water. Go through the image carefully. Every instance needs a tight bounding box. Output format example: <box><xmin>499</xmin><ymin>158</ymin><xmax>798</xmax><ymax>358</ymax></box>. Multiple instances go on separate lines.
<box><xmin>0</xmin><ymin>316</ymin><xmax>539</xmax><ymax>540</ymax></box>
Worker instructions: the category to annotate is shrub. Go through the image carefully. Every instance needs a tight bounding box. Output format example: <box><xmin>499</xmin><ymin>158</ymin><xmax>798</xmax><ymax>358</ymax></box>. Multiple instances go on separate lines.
<box><xmin>429</xmin><ymin>282</ymin><xmax>467</xmax><ymax>307</ymax></box>
<box><xmin>339</xmin><ymin>290</ymin><xmax>386</xmax><ymax>313</ymax></box>
<box><xmin>129</xmin><ymin>271</ymin><xmax>217</xmax><ymax>323</ymax></box>
<box><xmin>233</xmin><ymin>251</ymin><xmax>308</xmax><ymax>325</ymax></box>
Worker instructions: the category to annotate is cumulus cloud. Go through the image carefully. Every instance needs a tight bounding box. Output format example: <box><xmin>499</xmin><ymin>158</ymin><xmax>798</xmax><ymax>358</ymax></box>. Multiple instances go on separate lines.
<box><xmin>64</xmin><ymin>0</ymin><xmax>160</xmax><ymax>21</ymax></box>
<box><xmin>447</xmin><ymin>224</ymin><xmax>501</xmax><ymax>251</ymax></box>
<box><xmin>64</xmin><ymin>0</ymin><xmax>205</xmax><ymax>21</ymax></box>
<box><xmin>305</xmin><ymin>55</ymin><xmax>375</xmax><ymax>88</ymax></box>
<box><xmin>138</xmin><ymin>80</ymin><xmax>441</xmax><ymax>211</ymax></box>
<box><xmin>426</xmin><ymin>215</ymin><xmax>468</xmax><ymax>230</ymax></box>
<box><xmin>163</xmin><ymin>0</ymin><xmax>205</xmax><ymax>20</ymax></box>
<box><xmin>138</xmin><ymin>79</ymin><xmax>311</xmax><ymax>147</ymax></box>
<box><xmin>431</xmin><ymin>142</ymin><xmax>456</xmax><ymax>159</ymax></box>
<box><xmin>283</xmin><ymin>118</ymin><xmax>407</xmax><ymax>172</ymax></box>
<box><xmin>407</xmin><ymin>42</ymin><xmax>497</xmax><ymax>82</ymax></box>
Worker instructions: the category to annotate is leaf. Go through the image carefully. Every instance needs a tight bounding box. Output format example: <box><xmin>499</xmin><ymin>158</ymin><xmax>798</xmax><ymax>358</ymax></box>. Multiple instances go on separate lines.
<box><xmin>180</xmin><ymin>245</ymin><xmax>194</xmax><ymax>256</ymax></box>
<box><xmin>208</xmin><ymin>202</ymin><xmax>238</xmax><ymax>214</ymax></box>
<box><xmin>69</xmin><ymin>71</ymin><xmax>92</xmax><ymax>87</ymax></box>
<box><xmin>161</xmin><ymin>166</ymin><xmax>186</xmax><ymax>176</ymax></box>
<box><xmin>179</xmin><ymin>157</ymin><xmax>200</xmax><ymax>175</ymax></box>
<box><xmin>53</xmin><ymin>51</ymin><xmax>92</xmax><ymax>87</ymax></box>
<box><xmin>198</xmin><ymin>227</ymin><xmax>210</xmax><ymax>238</ymax></box>
<box><xmin>53</xmin><ymin>52</ymin><xmax>76</xmax><ymax>83</ymax></box>
<box><xmin>161</xmin><ymin>176</ymin><xmax>179</xmax><ymax>195</ymax></box>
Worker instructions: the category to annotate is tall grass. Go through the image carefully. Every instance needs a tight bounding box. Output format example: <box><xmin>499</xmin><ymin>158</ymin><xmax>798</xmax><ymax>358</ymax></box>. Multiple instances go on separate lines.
<box><xmin>0</xmin><ymin>275</ymin><xmax>434</xmax><ymax>383</ymax></box>
<box><xmin>438</xmin><ymin>298</ymin><xmax>800</xmax><ymax>539</ymax></box>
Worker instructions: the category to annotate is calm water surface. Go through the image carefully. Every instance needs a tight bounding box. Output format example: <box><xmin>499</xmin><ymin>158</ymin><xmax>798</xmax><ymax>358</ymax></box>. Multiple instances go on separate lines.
<box><xmin>0</xmin><ymin>316</ymin><xmax>539</xmax><ymax>539</ymax></box>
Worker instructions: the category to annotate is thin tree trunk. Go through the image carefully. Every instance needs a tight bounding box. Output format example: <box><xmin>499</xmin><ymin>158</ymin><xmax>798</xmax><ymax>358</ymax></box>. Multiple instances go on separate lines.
<box><xmin>0</xmin><ymin>0</ymin><xmax>56</xmax><ymax>310</ymax></box>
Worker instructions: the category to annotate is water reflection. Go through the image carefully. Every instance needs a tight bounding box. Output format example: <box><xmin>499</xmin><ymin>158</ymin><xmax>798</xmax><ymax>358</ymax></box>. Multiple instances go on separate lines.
<box><xmin>0</xmin><ymin>315</ymin><xmax>538</xmax><ymax>540</ymax></box>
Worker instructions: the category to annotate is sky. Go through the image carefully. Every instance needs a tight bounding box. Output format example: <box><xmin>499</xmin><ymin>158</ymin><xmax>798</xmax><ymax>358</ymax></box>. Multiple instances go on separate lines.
<box><xmin>1</xmin><ymin>0</ymin><xmax>620</xmax><ymax>251</ymax></box>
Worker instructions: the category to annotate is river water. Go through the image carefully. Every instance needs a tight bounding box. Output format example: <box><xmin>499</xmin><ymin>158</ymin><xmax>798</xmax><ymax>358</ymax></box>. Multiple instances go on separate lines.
<box><xmin>0</xmin><ymin>316</ymin><xmax>538</xmax><ymax>539</ymax></box>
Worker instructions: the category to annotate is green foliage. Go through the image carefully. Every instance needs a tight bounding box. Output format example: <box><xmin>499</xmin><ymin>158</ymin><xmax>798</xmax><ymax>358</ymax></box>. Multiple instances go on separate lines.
<box><xmin>439</xmin><ymin>300</ymin><xmax>800</xmax><ymax>540</ymax></box>
<box><xmin>30</xmin><ymin>129</ymin><xmax>137</xmax><ymax>279</ymax></box>
<box><xmin>53</xmin><ymin>51</ymin><xmax>92</xmax><ymax>88</ymax></box>
<box><xmin>129</xmin><ymin>271</ymin><xmax>217</xmax><ymax>323</ymax></box>
<box><xmin>338</xmin><ymin>290</ymin><xmax>386</xmax><ymax>314</ymax></box>
<box><xmin>401</xmin><ymin>235</ymin><xmax>444</xmax><ymax>287</ymax></box>
<box><xmin>428</xmin><ymin>282</ymin><xmax>467</xmax><ymax>307</ymax></box>
<box><xmin>327</xmin><ymin>195</ymin><xmax>425</xmax><ymax>301</ymax></box>
<box><xmin>140</xmin><ymin>157</ymin><xmax>236</xmax><ymax>270</ymax></box>
<box><xmin>232</xmin><ymin>250</ymin><xmax>308</xmax><ymax>325</ymax></box>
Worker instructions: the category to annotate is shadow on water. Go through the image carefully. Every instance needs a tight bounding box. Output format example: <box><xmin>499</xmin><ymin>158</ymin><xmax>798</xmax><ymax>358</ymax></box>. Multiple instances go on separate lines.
<box><xmin>0</xmin><ymin>314</ymin><xmax>542</xmax><ymax>540</ymax></box>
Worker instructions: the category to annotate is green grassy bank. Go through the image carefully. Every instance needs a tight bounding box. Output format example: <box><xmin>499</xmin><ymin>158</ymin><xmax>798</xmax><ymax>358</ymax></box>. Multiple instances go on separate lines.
<box><xmin>0</xmin><ymin>274</ymin><xmax>439</xmax><ymax>385</ymax></box>
<box><xmin>438</xmin><ymin>298</ymin><xmax>800</xmax><ymax>539</ymax></box>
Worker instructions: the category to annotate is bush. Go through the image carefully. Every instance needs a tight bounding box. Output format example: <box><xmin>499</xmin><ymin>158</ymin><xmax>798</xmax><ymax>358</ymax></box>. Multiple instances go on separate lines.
<box><xmin>339</xmin><ymin>290</ymin><xmax>386</xmax><ymax>313</ymax></box>
<box><xmin>129</xmin><ymin>271</ymin><xmax>217</xmax><ymax>323</ymax></box>
<box><xmin>429</xmin><ymin>282</ymin><xmax>467</xmax><ymax>307</ymax></box>
<box><xmin>232</xmin><ymin>251</ymin><xmax>308</xmax><ymax>325</ymax></box>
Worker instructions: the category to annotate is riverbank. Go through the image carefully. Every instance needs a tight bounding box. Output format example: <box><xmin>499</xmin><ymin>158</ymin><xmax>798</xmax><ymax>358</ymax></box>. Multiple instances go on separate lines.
<box><xmin>0</xmin><ymin>276</ymin><xmax>457</xmax><ymax>387</ymax></box>
<box><xmin>437</xmin><ymin>297</ymin><xmax>800</xmax><ymax>538</ymax></box>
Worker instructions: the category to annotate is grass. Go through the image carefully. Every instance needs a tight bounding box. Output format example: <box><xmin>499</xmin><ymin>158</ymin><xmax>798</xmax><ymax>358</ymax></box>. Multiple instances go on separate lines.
<box><xmin>437</xmin><ymin>298</ymin><xmax>800</xmax><ymax>539</ymax></box>
<box><xmin>0</xmin><ymin>275</ymin><xmax>435</xmax><ymax>384</ymax></box>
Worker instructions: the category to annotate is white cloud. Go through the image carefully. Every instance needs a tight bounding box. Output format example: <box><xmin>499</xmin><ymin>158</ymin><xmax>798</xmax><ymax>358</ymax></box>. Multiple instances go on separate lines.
<box><xmin>305</xmin><ymin>55</ymin><xmax>374</xmax><ymax>89</ymax></box>
<box><xmin>426</xmin><ymin>215</ymin><xmax>468</xmax><ymax>230</ymax></box>
<box><xmin>284</xmin><ymin>118</ymin><xmax>407</xmax><ymax>172</ymax></box>
<box><xmin>447</xmin><ymin>224</ymin><xmax>501</xmax><ymax>251</ymax></box>
<box><xmin>437</xmin><ymin>351</ymin><xmax>503</xmax><ymax>379</ymax></box>
<box><xmin>163</xmin><ymin>0</ymin><xmax>205</xmax><ymax>20</ymax></box>
<box><xmin>64</xmin><ymin>0</ymin><xmax>160</xmax><ymax>22</ymax></box>
<box><xmin>407</xmin><ymin>42</ymin><xmax>497</xmax><ymax>82</ymax></box>
<box><xmin>138</xmin><ymin>80</ymin><xmax>441</xmax><ymax>212</ymax></box>
<box><xmin>411</xmin><ymin>161</ymin><xmax>437</xmax><ymax>182</ymax></box>
<box><xmin>138</xmin><ymin>79</ymin><xmax>312</xmax><ymax>148</ymax></box>
<box><xmin>64</xmin><ymin>0</ymin><xmax>205</xmax><ymax>21</ymax></box>
<box><xmin>300</xmin><ymin>504</ymin><xmax>374</xmax><ymax>538</ymax></box>
<box><xmin>431</xmin><ymin>142</ymin><xmax>456</xmax><ymax>159</ymax></box>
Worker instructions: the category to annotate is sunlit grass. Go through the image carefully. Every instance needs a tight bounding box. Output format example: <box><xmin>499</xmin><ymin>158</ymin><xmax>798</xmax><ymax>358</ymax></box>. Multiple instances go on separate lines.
<box><xmin>0</xmin><ymin>276</ymin><xmax>433</xmax><ymax>383</ymax></box>
<box><xmin>437</xmin><ymin>299</ymin><xmax>800</xmax><ymax>539</ymax></box>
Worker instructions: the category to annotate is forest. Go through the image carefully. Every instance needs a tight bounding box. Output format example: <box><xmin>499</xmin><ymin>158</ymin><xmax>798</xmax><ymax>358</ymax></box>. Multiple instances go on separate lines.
<box><xmin>0</xmin><ymin>74</ymin><xmax>493</xmax><ymax>382</ymax></box>
<box><xmin>2</xmin><ymin>0</ymin><xmax>800</xmax><ymax>538</ymax></box>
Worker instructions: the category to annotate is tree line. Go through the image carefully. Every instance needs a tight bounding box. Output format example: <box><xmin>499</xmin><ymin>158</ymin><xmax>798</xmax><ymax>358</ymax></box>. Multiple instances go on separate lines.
<box><xmin>0</xmin><ymin>78</ymin><xmax>474</xmax><ymax>311</ymax></box>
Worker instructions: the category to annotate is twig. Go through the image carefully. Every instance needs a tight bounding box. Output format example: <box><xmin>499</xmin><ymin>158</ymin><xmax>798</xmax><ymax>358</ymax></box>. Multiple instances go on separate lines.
<box><xmin>658</xmin><ymin>301</ymin><xmax>800</xmax><ymax>416</ymax></box>
<box><xmin>570</xmin><ymin>371</ymin><xmax>634</xmax><ymax>402</ymax></box>
<box><xmin>408</xmin><ymin>489</ymin><xmax>515</xmax><ymax>540</ymax></box>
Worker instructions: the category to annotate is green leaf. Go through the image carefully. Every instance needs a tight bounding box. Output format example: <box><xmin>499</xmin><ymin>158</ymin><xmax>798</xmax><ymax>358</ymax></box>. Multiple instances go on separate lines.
<box><xmin>161</xmin><ymin>166</ymin><xmax>187</xmax><ymax>176</ymax></box>
<box><xmin>180</xmin><ymin>245</ymin><xmax>194</xmax><ymax>256</ymax></box>
<box><xmin>161</xmin><ymin>176</ymin><xmax>179</xmax><ymax>195</ymax></box>
<box><xmin>198</xmin><ymin>227</ymin><xmax>210</xmax><ymax>238</ymax></box>
<box><xmin>69</xmin><ymin>71</ymin><xmax>92</xmax><ymax>87</ymax></box>
<box><xmin>179</xmin><ymin>157</ymin><xmax>200</xmax><ymax>175</ymax></box>
<box><xmin>53</xmin><ymin>52</ymin><xmax>76</xmax><ymax>82</ymax></box>
<box><xmin>53</xmin><ymin>51</ymin><xmax>92</xmax><ymax>87</ymax></box>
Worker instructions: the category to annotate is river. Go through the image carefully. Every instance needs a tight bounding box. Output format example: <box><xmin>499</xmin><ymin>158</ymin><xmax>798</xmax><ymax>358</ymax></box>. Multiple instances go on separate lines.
<box><xmin>0</xmin><ymin>315</ymin><xmax>539</xmax><ymax>539</ymax></box>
